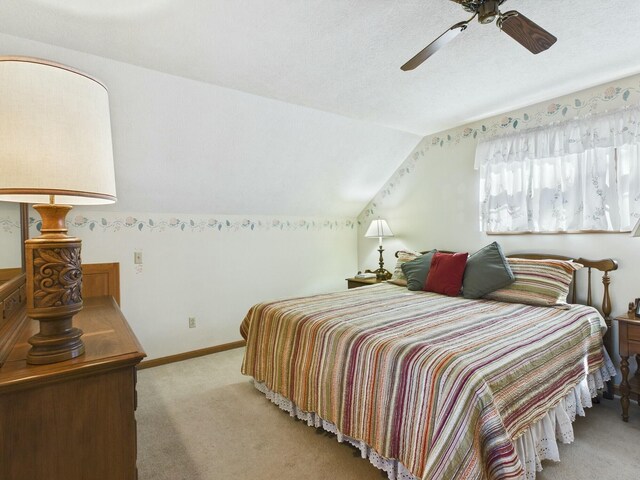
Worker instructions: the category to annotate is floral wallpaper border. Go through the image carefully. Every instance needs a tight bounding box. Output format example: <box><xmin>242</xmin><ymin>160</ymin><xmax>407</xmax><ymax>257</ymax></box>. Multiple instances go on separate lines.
<box><xmin>426</xmin><ymin>84</ymin><xmax>640</xmax><ymax>151</ymax></box>
<box><xmin>358</xmin><ymin>74</ymin><xmax>640</xmax><ymax>225</ymax></box>
<box><xmin>21</xmin><ymin>215</ymin><xmax>356</xmax><ymax>234</ymax></box>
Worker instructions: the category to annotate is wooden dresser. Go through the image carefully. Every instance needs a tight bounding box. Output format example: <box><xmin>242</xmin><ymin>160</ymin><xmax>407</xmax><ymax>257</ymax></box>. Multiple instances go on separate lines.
<box><xmin>0</xmin><ymin>266</ymin><xmax>145</xmax><ymax>479</ymax></box>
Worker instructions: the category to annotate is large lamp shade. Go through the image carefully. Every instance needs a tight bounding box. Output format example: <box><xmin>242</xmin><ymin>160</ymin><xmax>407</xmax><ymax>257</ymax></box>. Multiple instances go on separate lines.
<box><xmin>0</xmin><ymin>56</ymin><xmax>116</xmax><ymax>204</ymax></box>
<box><xmin>632</xmin><ymin>218</ymin><xmax>640</xmax><ymax>237</ymax></box>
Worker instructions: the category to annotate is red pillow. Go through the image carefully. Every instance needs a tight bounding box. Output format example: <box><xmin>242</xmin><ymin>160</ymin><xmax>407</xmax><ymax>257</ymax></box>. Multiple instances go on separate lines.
<box><xmin>424</xmin><ymin>252</ymin><xmax>469</xmax><ymax>296</ymax></box>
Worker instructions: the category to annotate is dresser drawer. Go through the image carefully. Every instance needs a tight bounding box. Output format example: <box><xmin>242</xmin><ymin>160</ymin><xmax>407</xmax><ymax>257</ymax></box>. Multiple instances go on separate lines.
<box><xmin>628</xmin><ymin>323</ymin><xmax>640</xmax><ymax>342</ymax></box>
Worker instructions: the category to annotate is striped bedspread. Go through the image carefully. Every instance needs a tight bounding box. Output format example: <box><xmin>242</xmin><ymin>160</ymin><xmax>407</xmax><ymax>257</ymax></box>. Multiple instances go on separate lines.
<box><xmin>240</xmin><ymin>283</ymin><xmax>605</xmax><ymax>479</ymax></box>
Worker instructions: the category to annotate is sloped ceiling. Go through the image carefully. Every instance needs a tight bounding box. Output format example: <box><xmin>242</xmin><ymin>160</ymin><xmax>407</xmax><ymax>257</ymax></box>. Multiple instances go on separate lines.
<box><xmin>1</xmin><ymin>1</ymin><xmax>640</xmax><ymax>216</ymax></box>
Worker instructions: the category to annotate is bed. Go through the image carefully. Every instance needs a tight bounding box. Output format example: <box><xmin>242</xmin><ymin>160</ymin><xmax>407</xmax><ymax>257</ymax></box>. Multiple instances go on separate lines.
<box><xmin>240</xmin><ymin>252</ymin><xmax>618</xmax><ymax>480</ymax></box>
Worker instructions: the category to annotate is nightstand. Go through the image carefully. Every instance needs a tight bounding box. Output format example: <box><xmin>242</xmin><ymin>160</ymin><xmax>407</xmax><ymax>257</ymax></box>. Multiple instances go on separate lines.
<box><xmin>346</xmin><ymin>277</ymin><xmax>382</xmax><ymax>289</ymax></box>
<box><xmin>616</xmin><ymin>312</ymin><xmax>640</xmax><ymax>422</ymax></box>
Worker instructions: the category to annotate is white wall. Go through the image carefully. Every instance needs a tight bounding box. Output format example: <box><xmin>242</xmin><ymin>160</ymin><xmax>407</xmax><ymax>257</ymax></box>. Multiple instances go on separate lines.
<box><xmin>358</xmin><ymin>73</ymin><xmax>640</xmax><ymax>365</ymax></box>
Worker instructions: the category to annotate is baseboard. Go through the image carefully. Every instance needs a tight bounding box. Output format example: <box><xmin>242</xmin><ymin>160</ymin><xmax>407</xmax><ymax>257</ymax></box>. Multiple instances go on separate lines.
<box><xmin>137</xmin><ymin>340</ymin><xmax>246</xmax><ymax>370</ymax></box>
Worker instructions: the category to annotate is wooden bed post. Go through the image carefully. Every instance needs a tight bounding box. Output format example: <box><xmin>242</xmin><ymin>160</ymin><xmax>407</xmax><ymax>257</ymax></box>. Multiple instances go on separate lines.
<box><xmin>602</xmin><ymin>270</ymin><xmax>613</xmax><ymax>334</ymax></box>
<box><xmin>579</xmin><ymin>258</ymin><xmax>618</xmax><ymax>400</ymax></box>
<box><xmin>586</xmin><ymin>268</ymin><xmax>592</xmax><ymax>308</ymax></box>
<box><xmin>601</xmin><ymin>269</ymin><xmax>615</xmax><ymax>399</ymax></box>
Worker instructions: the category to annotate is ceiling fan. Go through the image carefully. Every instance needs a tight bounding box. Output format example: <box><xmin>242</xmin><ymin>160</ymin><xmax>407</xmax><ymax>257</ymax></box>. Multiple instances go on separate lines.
<box><xmin>401</xmin><ymin>0</ymin><xmax>557</xmax><ymax>71</ymax></box>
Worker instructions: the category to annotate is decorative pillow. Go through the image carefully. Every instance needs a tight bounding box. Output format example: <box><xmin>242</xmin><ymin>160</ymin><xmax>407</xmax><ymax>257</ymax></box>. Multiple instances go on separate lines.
<box><xmin>424</xmin><ymin>252</ymin><xmax>469</xmax><ymax>296</ymax></box>
<box><xmin>483</xmin><ymin>258</ymin><xmax>582</xmax><ymax>307</ymax></box>
<box><xmin>401</xmin><ymin>249</ymin><xmax>437</xmax><ymax>291</ymax></box>
<box><xmin>391</xmin><ymin>249</ymin><xmax>422</xmax><ymax>282</ymax></box>
<box><xmin>387</xmin><ymin>278</ymin><xmax>408</xmax><ymax>287</ymax></box>
<box><xmin>462</xmin><ymin>242</ymin><xmax>515</xmax><ymax>299</ymax></box>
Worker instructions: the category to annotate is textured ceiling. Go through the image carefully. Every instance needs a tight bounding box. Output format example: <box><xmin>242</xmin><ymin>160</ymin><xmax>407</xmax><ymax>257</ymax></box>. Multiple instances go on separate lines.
<box><xmin>1</xmin><ymin>0</ymin><xmax>639</xmax><ymax>136</ymax></box>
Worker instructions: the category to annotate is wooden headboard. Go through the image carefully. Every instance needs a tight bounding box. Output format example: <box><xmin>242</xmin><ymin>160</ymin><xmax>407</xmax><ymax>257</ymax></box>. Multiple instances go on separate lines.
<box><xmin>82</xmin><ymin>263</ymin><xmax>120</xmax><ymax>306</ymax></box>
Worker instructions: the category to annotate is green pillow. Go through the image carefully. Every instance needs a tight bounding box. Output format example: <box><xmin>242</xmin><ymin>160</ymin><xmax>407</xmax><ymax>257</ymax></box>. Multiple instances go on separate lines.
<box><xmin>462</xmin><ymin>242</ymin><xmax>514</xmax><ymax>299</ymax></box>
<box><xmin>401</xmin><ymin>250</ymin><xmax>437</xmax><ymax>291</ymax></box>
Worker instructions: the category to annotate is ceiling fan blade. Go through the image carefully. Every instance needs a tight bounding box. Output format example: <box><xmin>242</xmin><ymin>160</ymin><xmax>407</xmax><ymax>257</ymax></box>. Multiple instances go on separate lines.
<box><xmin>401</xmin><ymin>20</ymin><xmax>470</xmax><ymax>71</ymax></box>
<box><xmin>499</xmin><ymin>10</ymin><xmax>557</xmax><ymax>54</ymax></box>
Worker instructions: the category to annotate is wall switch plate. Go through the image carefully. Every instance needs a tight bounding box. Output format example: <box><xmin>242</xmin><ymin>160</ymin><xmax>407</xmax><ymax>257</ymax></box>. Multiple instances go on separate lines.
<box><xmin>134</xmin><ymin>251</ymin><xmax>143</xmax><ymax>264</ymax></box>
<box><xmin>189</xmin><ymin>317</ymin><xmax>196</xmax><ymax>328</ymax></box>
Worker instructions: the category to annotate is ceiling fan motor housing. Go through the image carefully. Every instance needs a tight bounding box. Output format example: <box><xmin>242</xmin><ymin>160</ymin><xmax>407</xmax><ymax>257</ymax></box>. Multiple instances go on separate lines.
<box><xmin>457</xmin><ymin>0</ymin><xmax>507</xmax><ymax>14</ymax></box>
<box><xmin>478</xmin><ymin>1</ymin><xmax>500</xmax><ymax>24</ymax></box>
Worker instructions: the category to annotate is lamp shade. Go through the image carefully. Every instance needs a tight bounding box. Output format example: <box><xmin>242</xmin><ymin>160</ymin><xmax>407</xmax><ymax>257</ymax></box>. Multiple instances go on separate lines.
<box><xmin>632</xmin><ymin>218</ymin><xmax>640</xmax><ymax>237</ymax></box>
<box><xmin>0</xmin><ymin>56</ymin><xmax>116</xmax><ymax>205</ymax></box>
<box><xmin>365</xmin><ymin>218</ymin><xmax>394</xmax><ymax>238</ymax></box>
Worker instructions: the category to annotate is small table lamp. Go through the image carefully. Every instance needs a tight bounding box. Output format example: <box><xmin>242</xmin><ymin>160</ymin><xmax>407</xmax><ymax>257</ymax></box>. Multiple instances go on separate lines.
<box><xmin>365</xmin><ymin>218</ymin><xmax>394</xmax><ymax>280</ymax></box>
<box><xmin>0</xmin><ymin>57</ymin><xmax>116</xmax><ymax>364</ymax></box>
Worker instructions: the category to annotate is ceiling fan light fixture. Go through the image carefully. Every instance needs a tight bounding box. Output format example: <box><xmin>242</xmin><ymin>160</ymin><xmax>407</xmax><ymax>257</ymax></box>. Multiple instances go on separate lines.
<box><xmin>478</xmin><ymin>1</ymin><xmax>500</xmax><ymax>24</ymax></box>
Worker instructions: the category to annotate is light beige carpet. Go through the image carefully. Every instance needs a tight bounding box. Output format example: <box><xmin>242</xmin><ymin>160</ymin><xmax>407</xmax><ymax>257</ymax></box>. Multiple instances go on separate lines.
<box><xmin>137</xmin><ymin>348</ymin><xmax>640</xmax><ymax>480</ymax></box>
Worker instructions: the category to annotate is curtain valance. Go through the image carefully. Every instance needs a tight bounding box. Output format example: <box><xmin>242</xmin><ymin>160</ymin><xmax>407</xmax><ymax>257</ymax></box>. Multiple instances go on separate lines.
<box><xmin>475</xmin><ymin>104</ymin><xmax>640</xmax><ymax>169</ymax></box>
<box><xmin>476</xmin><ymin>105</ymin><xmax>640</xmax><ymax>233</ymax></box>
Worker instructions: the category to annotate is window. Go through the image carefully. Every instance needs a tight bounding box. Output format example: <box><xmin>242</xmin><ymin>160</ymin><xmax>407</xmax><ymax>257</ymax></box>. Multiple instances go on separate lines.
<box><xmin>475</xmin><ymin>106</ymin><xmax>640</xmax><ymax>233</ymax></box>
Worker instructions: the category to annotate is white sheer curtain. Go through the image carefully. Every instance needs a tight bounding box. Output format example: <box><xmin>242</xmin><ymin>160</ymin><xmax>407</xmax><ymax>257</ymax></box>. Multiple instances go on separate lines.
<box><xmin>476</xmin><ymin>105</ymin><xmax>640</xmax><ymax>233</ymax></box>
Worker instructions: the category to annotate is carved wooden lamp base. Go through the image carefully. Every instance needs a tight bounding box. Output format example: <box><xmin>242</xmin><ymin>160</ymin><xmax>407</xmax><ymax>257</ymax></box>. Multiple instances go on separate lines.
<box><xmin>26</xmin><ymin>203</ymin><xmax>84</xmax><ymax>365</ymax></box>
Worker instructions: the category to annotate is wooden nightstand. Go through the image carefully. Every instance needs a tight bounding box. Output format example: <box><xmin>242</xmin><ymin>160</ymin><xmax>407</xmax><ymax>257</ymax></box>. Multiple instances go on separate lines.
<box><xmin>617</xmin><ymin>312</ymin><xmax>640</xmax><ymax>422</ymax></box>
<box><xmin>346</xmin><ymin>276</ymin><xmax>382</xmax><ymax>289</ymax></box>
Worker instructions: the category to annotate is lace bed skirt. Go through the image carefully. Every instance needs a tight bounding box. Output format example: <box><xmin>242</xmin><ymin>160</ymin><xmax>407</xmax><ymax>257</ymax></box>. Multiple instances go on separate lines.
<box><xmin>252</xmin><ymin>350</ymin><xmax>617</xmax><ymax>480</ymax></box>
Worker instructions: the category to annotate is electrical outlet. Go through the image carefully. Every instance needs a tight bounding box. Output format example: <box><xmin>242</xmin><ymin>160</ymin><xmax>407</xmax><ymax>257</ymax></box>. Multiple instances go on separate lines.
<box><xmin>189</xmin><ymin>317</ymin><xmax>196</xmax><ymax>328</ymax></box>
<box><xmin>134</xmin><ymin>251</ymin><xmax>143</xmax><ymax>264</ymax></box>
